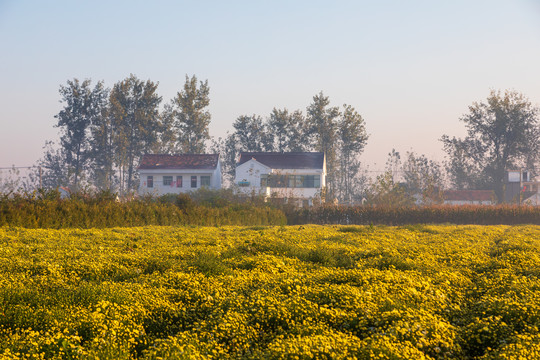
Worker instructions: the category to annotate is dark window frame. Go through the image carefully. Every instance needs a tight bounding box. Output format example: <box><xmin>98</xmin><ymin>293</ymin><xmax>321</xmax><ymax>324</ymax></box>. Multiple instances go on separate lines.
<box><xmin>265</xmin><ymin>174</ymin><xmax>321</xmax><ymax>188</ymax></box>
<box><xmin>201</xmin><ymin>176</ymin><xmax>211</xmax><ymax>187</ymax></box>
<box><xmin>260</xmin><ymin>174</ymin><xmax>268</xmax><ymax>187</ymax></box>
<box><xmin>163</xmin><ymin>176</ymin><xmax>173</xmax><ymax>186</ymax></box>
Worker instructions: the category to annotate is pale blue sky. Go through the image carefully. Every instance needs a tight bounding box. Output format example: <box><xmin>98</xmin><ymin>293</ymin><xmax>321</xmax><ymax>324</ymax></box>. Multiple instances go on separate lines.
<box><xmin>1</xmin><ymin>0</ymin><xmax>539</xmax><ymax>170</ymax></box>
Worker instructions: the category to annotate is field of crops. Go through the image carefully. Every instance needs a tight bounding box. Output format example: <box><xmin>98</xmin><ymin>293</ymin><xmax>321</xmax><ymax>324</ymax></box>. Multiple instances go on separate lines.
<box><xmin>1</xmin><ymin>225</ymin><xmax>540</xmax><ymax>359</ymax></box>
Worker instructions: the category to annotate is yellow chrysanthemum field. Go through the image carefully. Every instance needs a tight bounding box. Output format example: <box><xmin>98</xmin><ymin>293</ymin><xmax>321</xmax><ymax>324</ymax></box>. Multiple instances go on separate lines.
<box><xmin>1</xmin><ymin>225</ymin><xmax>540</xmax><ymax>359</ymax></box>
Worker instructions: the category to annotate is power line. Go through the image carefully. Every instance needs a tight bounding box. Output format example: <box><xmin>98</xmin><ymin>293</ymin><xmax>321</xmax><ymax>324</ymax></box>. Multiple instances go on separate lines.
<box><xmin>0</xmin><ymin>166</ymin><xmax>36</xmax><ymax>170</ymax></box>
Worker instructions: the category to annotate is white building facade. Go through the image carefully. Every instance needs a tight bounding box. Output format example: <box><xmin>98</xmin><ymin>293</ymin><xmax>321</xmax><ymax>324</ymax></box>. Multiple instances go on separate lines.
<box><xmin>138</xmin><ymin>154</ymin><xmax>221</xmax><ymax>196</ymax></box>
<box><xmin>234</xmin><ymin>152</ymin><xmax>326</xmax><ymax>206</ymax></box>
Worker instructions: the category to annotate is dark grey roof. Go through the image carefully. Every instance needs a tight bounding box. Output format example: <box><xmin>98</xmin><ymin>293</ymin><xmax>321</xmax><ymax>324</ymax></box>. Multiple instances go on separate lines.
<box><xmin>238</xmin><ymin>152</ymin><xmax>324</xmax><ymax>169</ymax></box>
<box><xmin>139</xmin><ymin>154</ymin><xmax>219</xmax><ymax>170</ymax></box>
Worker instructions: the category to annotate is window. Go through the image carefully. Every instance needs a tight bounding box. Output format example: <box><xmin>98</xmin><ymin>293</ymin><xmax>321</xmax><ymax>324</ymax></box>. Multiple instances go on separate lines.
<box><xmin>201</xmin><ymin>176</ymin><xmax>210</xmax><ymax>187</ymax></box>
<box><xmin>303</xmin><ymin>175</ymin><xmax>320</xmax><ymax>188</ymax></box>
<box><xmin>163</xmin><ymin>176</ymin><xmax>173</xmax><ymax>186</ymax></box>
<box><xmin>147</xmin><ymin>176</ymin><xmax>153</xmax><ymax>188</ymax></box>
<box><xmin>288</xmin><ymin>176</ymin><xmax>295</xmax><ymax>188</ymax></box>
<box><xmin>176</xmin><ymin>176</ymin><xmax>183</xmax><ymax>188</ymax></box>
<box><xmin>288</xmin><ymin>175</ymin><xmax>303</xmax><ymax>188</ymax></box>
<box><xmin>264</xmin><ymin>174</ymin><xmax>321</xmax><ymax>188</ymax></box>
<box><xmin>268</xmin><ymin>175</ymin><xmax>286</xmax><ymax>188</ymax></box>
<box><xmin>191</xmin><ymin>176</ymin><xmax>197</xmax><ymax>188</ymax></box>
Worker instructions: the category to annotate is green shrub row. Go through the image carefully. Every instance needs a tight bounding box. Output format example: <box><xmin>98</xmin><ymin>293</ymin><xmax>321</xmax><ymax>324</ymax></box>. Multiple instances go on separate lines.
<box><xmin>4</xmin><ymin>189</ymin><xmax>540</xmax><ymax>228</ymax></box>
<box><xmin>287</xmin><ymin>204</ymin><xmax>540</xmax><ymax>225</ymax></box>
<box><xmin>0</xmin><ymin>191</ymin><xmax>286</xmax><ymax>228</ymax></box>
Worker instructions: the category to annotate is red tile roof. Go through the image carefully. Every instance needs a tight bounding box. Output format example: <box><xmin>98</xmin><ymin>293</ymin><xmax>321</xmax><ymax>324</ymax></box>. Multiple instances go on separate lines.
<box><xmin>443</xmin><ymin>190</ymin><xmax>494</xmax><ymax>202</ymax></box>
<box><xmin>138</xmin><ymin>154</ymin><xmax>219</xmax><ymax>170</ymax></box>
<box><xmin>238</xmin><ymin>152</ymin><xmax>324</xmax><ymax>169</ymax></box>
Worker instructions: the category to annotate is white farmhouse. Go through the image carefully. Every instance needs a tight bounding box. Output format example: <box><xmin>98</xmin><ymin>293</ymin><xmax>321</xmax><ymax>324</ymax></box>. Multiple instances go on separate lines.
<box><xmin>138</xmin><ymin>154</ymin><xmax>221</xmax><ymax>196</ymax></box>
<box><xmin>235</xmin><ymin>152</ymin><xmax>326</xmax><ymax>206</ymax></box>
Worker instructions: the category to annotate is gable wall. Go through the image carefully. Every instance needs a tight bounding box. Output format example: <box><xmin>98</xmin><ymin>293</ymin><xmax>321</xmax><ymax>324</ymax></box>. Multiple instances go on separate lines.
<box><xmin>235</xmin><ymin>160</ymin><xmax>269</xmax><ymax>188</ymax></box>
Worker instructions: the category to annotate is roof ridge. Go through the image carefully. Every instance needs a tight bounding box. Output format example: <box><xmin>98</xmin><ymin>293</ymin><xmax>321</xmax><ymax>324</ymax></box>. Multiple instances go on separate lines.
<box><xmin>138</xmin><ymin>153</ymin><xmax>219</xmax><ymax>170</ymax></box>
<box><xmin>237</xmin><ymin>152</ymin><xmax>325</xmax><ymax>170</ymax></box>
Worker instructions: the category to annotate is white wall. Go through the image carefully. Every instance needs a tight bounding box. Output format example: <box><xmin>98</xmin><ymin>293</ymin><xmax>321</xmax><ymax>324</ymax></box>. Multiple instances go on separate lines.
<box><xmin>213</xmin><ymin>160</ymin><xmax>222</xmax><ymax>189</ymax></box>
<box><xmin>139</xmin><ymin>168</ymin><xmax>220</xmax><ymax>196</ymax></box>
<box><xmin>235</xmin><ymin>160</ymin><xmax>269</xmax><ymax>191</ymax></box>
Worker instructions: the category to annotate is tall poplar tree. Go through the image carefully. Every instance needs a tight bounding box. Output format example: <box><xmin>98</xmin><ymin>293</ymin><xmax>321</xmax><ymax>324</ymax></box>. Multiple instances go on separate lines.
<box><xmin>306</xmin><ymin>92</ymin><xmax>340</xmax><ymax>198</ymax></box>
<box><xmin>109</xmin><ymin>74</ymin><xmax>162</xmax><ymax>193</ymax></box>
<box><xmin>55</xmin><ymin>78</ymin><xmax>108</xmax><ymax>189</ymax></box>
<box><xmin>170</xmin><ymin>75</ymin><xmax>211</xmax><ymax>153</ymax></box>
<box><xmin>89</xmin><ymin>98</ymin><xmax>116</xmax><ymax>190</ymax></box>
<box><xmin>337</xmin><ymin>104</ymin><xmax>369</xmax><ymax>203</ymax></box>
<box><xmin>267</xmin><ymin>108</ymin><xmax>309</xmax><ymax>152</ymax></box>
<box><xmin>230</xmin><ymin>115</ymin><xmax>273</xmax><ymax>152</ymax></box>
<box><xmin>158</xmin><ymin>103</ymin><xmax>177</xmax><ymax>154</ymax></box>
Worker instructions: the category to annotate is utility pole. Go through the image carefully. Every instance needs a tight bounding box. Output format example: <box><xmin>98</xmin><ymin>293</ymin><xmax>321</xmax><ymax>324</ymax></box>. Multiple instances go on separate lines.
<box><xmin>39</xmin><ymin>166</ymin><xmax>42</xmax><ymax>189</ymax></box>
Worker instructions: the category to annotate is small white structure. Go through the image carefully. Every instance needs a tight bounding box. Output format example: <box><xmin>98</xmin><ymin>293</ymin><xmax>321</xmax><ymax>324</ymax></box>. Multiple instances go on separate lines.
<box><xmin>138</xmin><ymin>154</ymin><xmax>221</xmax><ymax>196</ymax></box>
<box><xmin>524</xmin><ymin>193</ymin><xmax>540</xmax><ymax>206</ymax></box>
<box><xmin>505</xmin><ymin>170</ymin><xmax>535</xmax><ymax>203</ymax></box>
<box><xmin>234</xmin><ymin>152</ymin><xmax>326</xmax><ymax>206</ymax></box>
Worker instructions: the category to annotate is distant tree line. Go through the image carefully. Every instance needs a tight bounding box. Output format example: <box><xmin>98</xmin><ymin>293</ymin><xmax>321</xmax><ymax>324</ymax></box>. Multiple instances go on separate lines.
<box><xmin>213</xmin><ymin>92</ymin><xmax>369</xmax><ymax>202</ymax></box>
<box><xmin>365</xmin><ymin>90</ymin><xmax>540</xmax><ymax>205</ymax></box>
<box><xmin>442</xmin><ymin>90</ymin><xmax>540</xmax><ymax>203</ymax></box>
<box><xmin>36</xmin><ymin>75</ymin><xmax>370</xmax><ymax>203</ymax></box>
<box><xmin>38</xmin><ymin>75</ymin><xmax>212</xmax><ymax>194</ymax></box>
<box><xmin>10</xmin><ymin>74</ymin><xmax>538</xmax><ymax>205</ymax></box>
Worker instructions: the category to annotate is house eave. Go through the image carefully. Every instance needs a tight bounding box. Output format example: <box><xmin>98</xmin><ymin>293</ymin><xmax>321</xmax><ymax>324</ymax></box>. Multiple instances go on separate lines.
<box><xmin>139</xmin><ymin>168</ymin><xmax>217</xmax><ymax>174</ymax></box>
